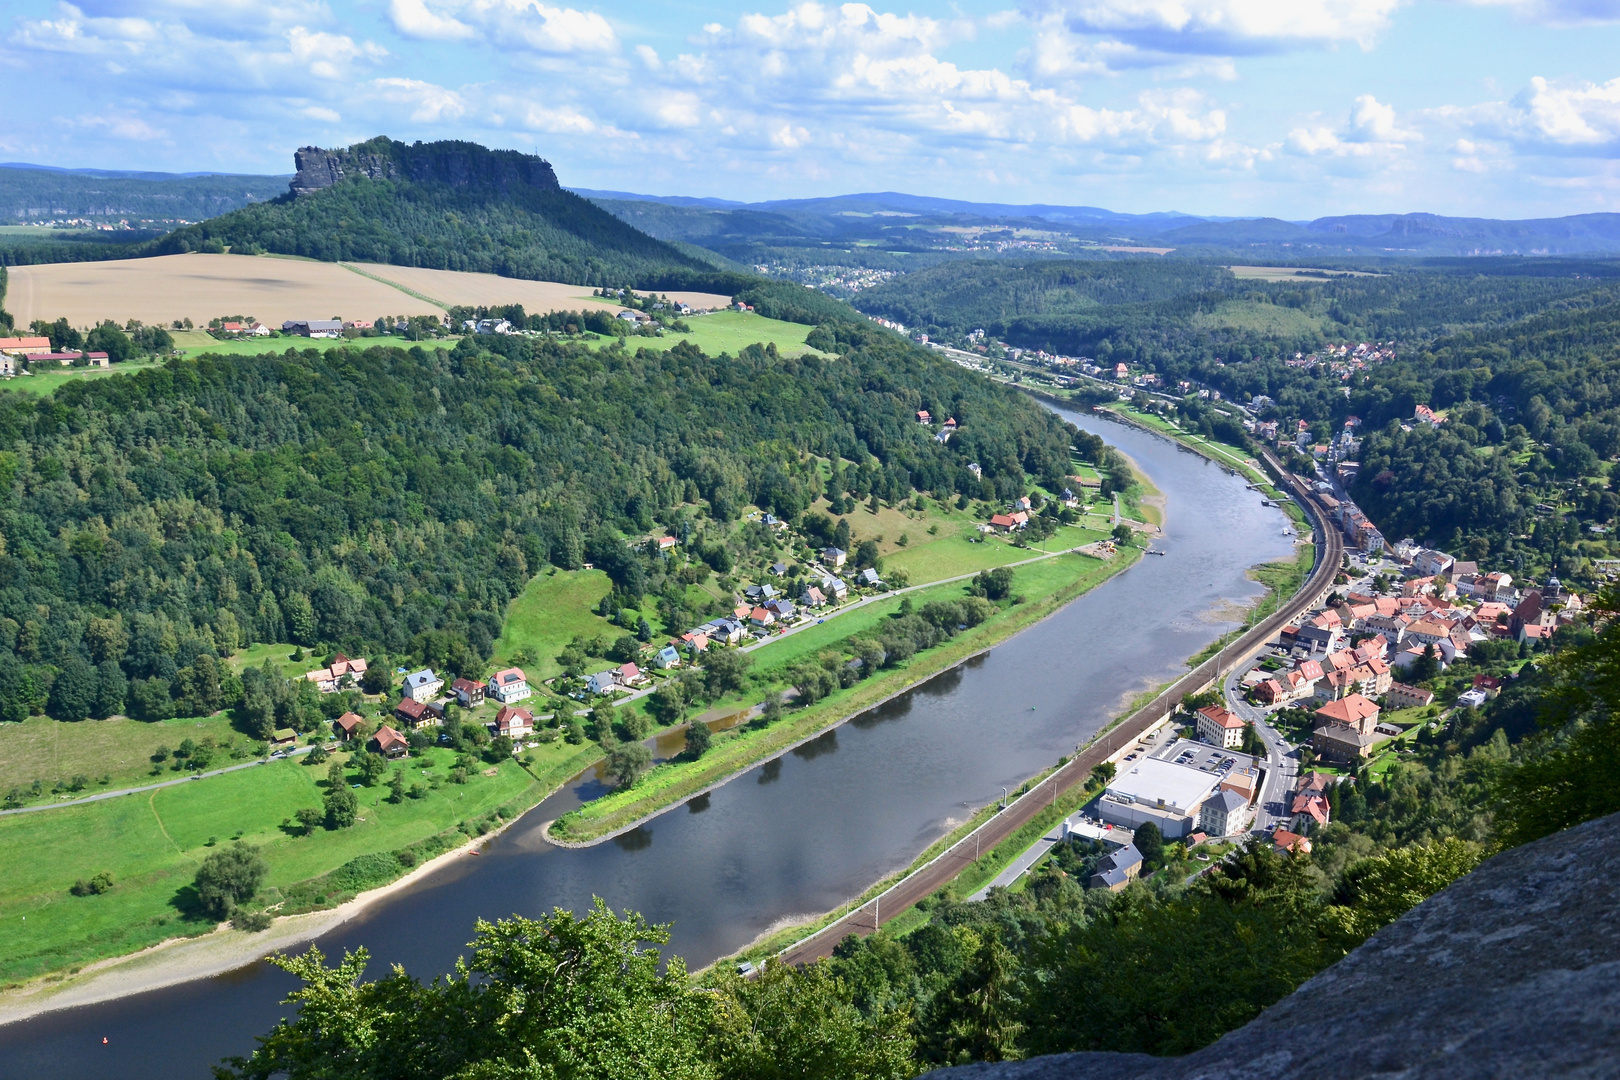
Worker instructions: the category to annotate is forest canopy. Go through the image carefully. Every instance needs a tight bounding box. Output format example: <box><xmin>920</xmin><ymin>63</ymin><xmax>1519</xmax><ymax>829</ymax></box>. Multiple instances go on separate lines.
<box><xmin>0</xmin><ymin>325</ymin><xmax>1080</xmax><ymax>724</ymax></box>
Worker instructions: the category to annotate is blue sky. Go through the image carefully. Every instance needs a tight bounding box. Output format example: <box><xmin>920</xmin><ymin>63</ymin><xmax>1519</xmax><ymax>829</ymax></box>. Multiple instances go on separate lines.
<box><xmin>3</xmin><ymin>0</ymin><xmax>1619</xmax><ymax>218</ymax></box>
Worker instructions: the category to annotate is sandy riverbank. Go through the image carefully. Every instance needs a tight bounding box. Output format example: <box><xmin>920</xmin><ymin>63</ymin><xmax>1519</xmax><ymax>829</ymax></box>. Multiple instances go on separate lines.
<box><xmin>0</xmin><ymin>813</ymin><xmax>520</xmax><ymax>1028</ymax></box>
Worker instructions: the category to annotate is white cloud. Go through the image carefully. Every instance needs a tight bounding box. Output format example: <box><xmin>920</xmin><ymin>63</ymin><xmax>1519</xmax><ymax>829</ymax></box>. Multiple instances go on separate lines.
<box><xmin>1025</xmin><ymin>0</ymin><xmax>1402</xmax><ymax>54</ymax></box>
<box><xmin>387</xmin><ymin>0</ymin><xmax>476</xmax><ymax>40</ymax></box>
<box><xmin>1288</xmin><ymin>93</ymin><xmax>1415</xmax><ymax>155</ymax></box>
<box><xmin>1448</xmin><ymin>75</ymin><xmax>1620</xmax><ymax>153</ymax></box>
<box><xmin>12</xmin><ymin>3</ymin><xmax>388</xmax><ymax>87</ymax></box>
<box><xmin>653</xmin><ymin>1</ymin><xmax>1235</xmax><ymax>160</ymax></box>
<box><xmin>75</xmin><ymin>111</ymin><xmax>166</xmax><ymax>140</ymax></box>
<box><xmin>1516</xmin><ymin>75</ymin><xmax>1620</xmax><ymax>145</ymax></box>
<box><xmin>369</xmin><ymin>77</ymin><xmax>466</xmax><ymax>122</ymax></box>
<box><xmin>387</xmin><ymin>0</ymin><xmax>617</xmax><ymax>53</ymax></box>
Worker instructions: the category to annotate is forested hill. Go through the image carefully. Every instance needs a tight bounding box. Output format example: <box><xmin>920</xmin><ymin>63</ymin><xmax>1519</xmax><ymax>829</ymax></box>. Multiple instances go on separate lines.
<box><xmin>0</xmin><ymin>165</ymin><xmax>286</xmax><ymax>223</ymax></box>
<box><xmin>1347</xmin><ymin>290</ymin><xmax>1620</xmax><ymax>568</ymax></box>
<box><xmin>0</xmin><ymin>326</ymin><xmax>1076</xmax><ymax>721</ymax></box>
<box><xmin>851</xmin><ymin>258</ymin><xmax>1620</xmax><ymax>358</ymax></box>
<box><xmin>143</xmin><ymin>138</ymin><xmax>728</xmax><ymax>290</ymax></box>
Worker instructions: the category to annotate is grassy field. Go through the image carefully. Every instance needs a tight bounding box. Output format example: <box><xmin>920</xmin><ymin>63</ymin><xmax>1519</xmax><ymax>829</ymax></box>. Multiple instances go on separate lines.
<box><xmin>227</xmin><ymin>642</ymin><xmax>328</xmax><ymax>679</ymax></box>
<box><xmin>585</xmin><ymin>310</ymin><xmax>829</xmax><ymax>359</ymax></box>
<box><xmin>0</xmin><ymin>714</ymin><xmax>248</xmax><ymax>799</ymax></box>
<box><xmin>1191</xmin><ymin>299</ymin><xmax>1331</xmax><ymax>338</ymax></box>
<box><xmin>169</xmin><ymin>331</ymin><xmax>360</xmax><ymax>358</ymax></box>
<box><xmin>490</xmin><ymin>569</ymin><xmax>617</xmax><ymax>681</ymax></box>
<box><xmin>884</xmin><ymin>518</ymin><xmax>1103</xmax><ymax>583</ymax></box>
<box><xmin>0</xmin><ymin>357</ymin><xmax>165</xmax><ymax>396</ymax></box>
<box><xmin>551</xmin><ymin>544</ymin><xmax>1140</xmax><ymax>842</ymax></box>
<box><xmin>0</xmin><ymin>746</ymin><xmax>541</xmax><ymax>985</ymax></box>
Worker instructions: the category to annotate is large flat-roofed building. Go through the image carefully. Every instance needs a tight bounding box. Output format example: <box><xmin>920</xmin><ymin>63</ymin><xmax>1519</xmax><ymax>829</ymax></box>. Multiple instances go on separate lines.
<box><xmin>1097</xmin><ymin>739</ymin><xmax>1262</xmax><ymax>839</ymax></box>
<box><xmin>1098</xmin><ymin>758</ymin><xmax>1223</xmax><ymax>838</ymax></box>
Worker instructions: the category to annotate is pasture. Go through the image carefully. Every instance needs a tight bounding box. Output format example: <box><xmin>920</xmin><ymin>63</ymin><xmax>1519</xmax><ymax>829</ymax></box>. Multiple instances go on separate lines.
<box><xmin>593</xmin><ymin>309</ymin><xmax>828</xmax><ymax>359</ymax></box>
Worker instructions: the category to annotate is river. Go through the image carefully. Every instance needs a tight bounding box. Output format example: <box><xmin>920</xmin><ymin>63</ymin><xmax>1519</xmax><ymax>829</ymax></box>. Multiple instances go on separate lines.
<box><xmin>0</xmin><ymin>406</ymin><xmax>1293</xmax><ymax>1079</ymax></box>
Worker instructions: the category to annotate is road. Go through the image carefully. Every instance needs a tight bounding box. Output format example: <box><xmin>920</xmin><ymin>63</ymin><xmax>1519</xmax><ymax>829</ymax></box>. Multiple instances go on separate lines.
<box><xmin>775</xmin><ymin>451</ymin><xmax>1345</xmax><ymax>966</ymax></box>
<box><xmin>1223</xmin><ymin>662</ymin><xmax>1299</xmax><ymax>831</ymax></box>
<box><xmin>0</xmin><ymin>746</ymin><xmax>313</xmax><ymax>817</ymax></box>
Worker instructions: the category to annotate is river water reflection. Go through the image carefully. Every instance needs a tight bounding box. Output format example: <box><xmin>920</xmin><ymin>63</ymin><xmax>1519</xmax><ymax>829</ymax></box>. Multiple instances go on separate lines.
<box><xmin>0</xmin><ymin>407</ymin><xmax>1293</xmax><ymax>1079</ymax></box>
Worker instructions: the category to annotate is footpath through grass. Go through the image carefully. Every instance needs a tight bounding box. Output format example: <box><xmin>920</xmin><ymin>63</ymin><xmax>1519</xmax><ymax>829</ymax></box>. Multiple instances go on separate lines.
<box><xmin>549</xmin><ymin>546</ymin><xmax>1139</xmax><ymax>843</ymax></box>
<box><xmin>0</xmin><ymin>736</ymin><xmax>600</xmax><ymax>987</ymax></box>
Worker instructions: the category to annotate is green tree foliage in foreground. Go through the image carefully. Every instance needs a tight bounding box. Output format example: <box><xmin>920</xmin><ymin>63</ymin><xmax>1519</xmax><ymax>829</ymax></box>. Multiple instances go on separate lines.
<box><xmin>1491</xmin><ymin>588</ymin><xmax>1620</xmax><ymax>847</ymax></box>
<box><xmin>218</xmin><ymin>899</ymin><xmax>915</xmax><ymax>1080</ymax></box>
<box><xmin>0</xmin><ymin>326</ymin><xmax>1073</xmax><ymax>722</ymax></box>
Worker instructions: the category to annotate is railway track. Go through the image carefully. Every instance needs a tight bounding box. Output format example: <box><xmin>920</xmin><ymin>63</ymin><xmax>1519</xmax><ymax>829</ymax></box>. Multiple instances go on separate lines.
<box><xmin>775</xmin><ymin>449</ymin><xmax>1343</xmax><ymax>968</ymax></box>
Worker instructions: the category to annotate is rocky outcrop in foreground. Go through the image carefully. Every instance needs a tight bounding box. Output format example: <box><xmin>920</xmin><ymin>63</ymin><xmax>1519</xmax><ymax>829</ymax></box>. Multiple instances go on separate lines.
<box><xmin>290</xmin><ymin>137</ymin><xmax>560</xmax><ymax>197</ymax></box>
<box><xmin>927</xmin><ymin>811</ymin><xmax>1620</xmax><ymax>1080</ymax></box>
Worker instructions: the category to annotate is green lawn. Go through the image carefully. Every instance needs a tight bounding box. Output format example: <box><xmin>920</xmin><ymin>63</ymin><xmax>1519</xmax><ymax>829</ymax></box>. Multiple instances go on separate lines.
<box><xmin>0</xmin><ymin>358</ymin><xmax>165</xmax><ymax>396</ymax></box>
<box><xmin>883</xmin><ymin>521</ymin><xmax>1104</xmax><ymax>584</ymax></box>
<box><xmin>583</xmin><ymin>310</ymin><xmax>831</xmax><ymax>359</ymax></box>
<box><xmin>170</xmin><ymin>331</ymin><xmax>355</xmax><ymax>357</ymax></box>
<box><xmin>491</xmin><ymin>569</ymin><xmax>616</xmax><ymax>680</ymax></box>
<box><xmin>0</xmin><ymin>748</ymin><xmax>535</xmax><ymax>984</ymax></box>
<box><xmin>0</xmin><ymin>713</ymin><xmax>249</xmax><ymax>803</ymax></box>
<box><xmin>228</xmin><ymin>642</ymin><xmax>329</xmax><ymax>679</ymax></box>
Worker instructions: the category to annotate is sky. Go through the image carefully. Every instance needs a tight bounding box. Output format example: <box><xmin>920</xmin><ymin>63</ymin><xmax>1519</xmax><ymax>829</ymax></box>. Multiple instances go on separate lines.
<box><xmin>2</xmin><ymin>0</ymin><xmax>1619</xmax><ymax>218</ymax></box>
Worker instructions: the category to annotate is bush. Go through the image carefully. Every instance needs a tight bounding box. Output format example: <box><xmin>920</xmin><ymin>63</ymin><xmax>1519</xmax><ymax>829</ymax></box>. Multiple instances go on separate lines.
<box><xmin>70</xmin><ymin>871</ymin><xmax>115</xmax><ymax>897</ymax></box>
<box><xmin>232</xmin><ymin>909</ymin><xmax>274</xmax><ymax>933</ymax></box>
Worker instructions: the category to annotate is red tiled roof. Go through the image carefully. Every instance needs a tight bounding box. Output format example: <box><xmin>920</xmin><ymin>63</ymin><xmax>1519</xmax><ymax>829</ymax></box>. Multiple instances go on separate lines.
<box><xmin>1314</xmin><ymin>693</ymin><xmax>1380</xmax><ymax>726</ymax></box>
<box><xmin>1197</xmin><ymin>704</ymin><xmax>1244</xmax><ymax>730</ymax></box>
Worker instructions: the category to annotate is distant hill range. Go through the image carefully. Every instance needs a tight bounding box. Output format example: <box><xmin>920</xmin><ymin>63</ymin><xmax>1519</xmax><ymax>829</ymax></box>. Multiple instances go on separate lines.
<box><xmin>0</xmin><ymin>163</ymin><xmax>286</xmax><ymax>223</ymax></box>
<box><xmin>577</xmin><ymin>188</ymin><xmax>1620</xmax><ymax>258</ymax></box>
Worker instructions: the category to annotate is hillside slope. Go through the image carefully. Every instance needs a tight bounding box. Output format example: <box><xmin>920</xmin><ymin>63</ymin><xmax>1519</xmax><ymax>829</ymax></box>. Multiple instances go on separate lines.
<box><xmin>148</xmin><ymin>138</ymin><xmax>725</xmax><ymax>290</ymax></box>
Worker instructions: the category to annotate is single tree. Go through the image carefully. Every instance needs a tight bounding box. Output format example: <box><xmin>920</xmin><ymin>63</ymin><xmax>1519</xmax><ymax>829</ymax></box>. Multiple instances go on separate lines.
<box><xmin>324</xmin><ymin>783</ymin><xmax>358</xmax><ymax>829</ymax></box>
<box><xmin>1134</xmin><ymin>820</ymin><xmax>1165</xmax><ymax>870</ymax></box>
<box><xmin>606</xmin><ymin>742</ymin><xmax>653</xmax><ymax>788</ymax></box>
<box><xmin>294</xmin><ymin>806</ymin><xmax>324</xmax><ymax>835</ymax></box>
<box><xmin>358</xmin><ymin>752</ymin><xmax>390</xmax><ymax>786</ymax></box>
<box><xmin>387</xmin><ymin>770</ymin><xmax>406</xmax><ymax>804</ymax></box>
<box><xmin>194</xmin><ymin>842</ymin><xmax>268</xmax><ymax>920</ymax></box>
<box><xmin>683</xmin><ymin>720</ymin><xmax>712</xmax><ymax>759</ymax></box>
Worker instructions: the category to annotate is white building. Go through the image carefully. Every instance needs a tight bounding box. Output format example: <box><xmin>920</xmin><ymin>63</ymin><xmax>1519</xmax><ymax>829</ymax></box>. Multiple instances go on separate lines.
<box><xmin>1196</xmin><ymin>704</ymin><xmax>1245</xmax><ymax>749</ymax></box>
<box><xmin>402</xmin><ymin>668</ymin><xmax>443</xmax><ymax>703</ymax></box>
<box><xmin>487</xmin><ymin>667</ymin><xmax>532</xmax><ymax>705</ymax></box>
<box><xmin>1097</xmin><ymin>757</ymin><xmax>1224</xmax><ymax>839</ymax></box>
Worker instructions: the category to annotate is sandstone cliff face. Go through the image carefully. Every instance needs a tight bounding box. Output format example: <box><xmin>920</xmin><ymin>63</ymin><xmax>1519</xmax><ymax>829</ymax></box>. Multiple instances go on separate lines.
<box><xmin>288</xmin><ymin>139</ymin><xmax>560</xmax><ymax>197</ymax></box>
<box><xmin>926</xmin><ymin>810</ymin><xmax>1620</xmax><ymax>1080</ymax></box>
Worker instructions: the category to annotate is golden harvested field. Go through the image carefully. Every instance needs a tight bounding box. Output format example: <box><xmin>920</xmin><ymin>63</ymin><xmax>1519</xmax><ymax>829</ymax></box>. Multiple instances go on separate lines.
<box><xmin>350</xmin><ymin>263</ymin><xmax>731</xmax><ymax>313</ymax></box>
<box><xmin>6</xmin><ymin>253</ymin><xmax>734</xmax><ymax>327</ymax></box>
<box><xmin>1228</xmin><ymin>265</ymin><xmax>1381</xmax><ymax>281</ymax></box>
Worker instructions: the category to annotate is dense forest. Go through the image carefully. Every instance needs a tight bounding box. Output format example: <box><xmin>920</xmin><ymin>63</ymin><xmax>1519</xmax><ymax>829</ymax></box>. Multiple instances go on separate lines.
<box><xmin>0</xmin><ymin>325</ymin><xmax>1077</xmax><ymax>724</ymax></box>
<box><xmin>216</xmin><ymin>588</ymin><xmax>1620</xmax><ymax>1079</ymax></box>
<box><xmin>861</xmin><ymin>258</ymin><xmax>1620</xmax><ymax>575</ymax></box>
